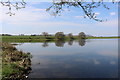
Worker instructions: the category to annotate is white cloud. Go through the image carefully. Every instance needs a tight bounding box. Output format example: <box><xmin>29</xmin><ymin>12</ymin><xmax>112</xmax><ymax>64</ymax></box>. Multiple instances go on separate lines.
<box><xmin>95</xmin><ymin>12</ymin><xmax>100</xmax><ymax>15</ymax></box>
<box><xmin>30</xmin><ymin>2</ymin><xmax>41</xmax><ymax>5</ymax></box>
<box><xmin>8</xmin><ymin>18</ymin><xmax>118</xmax><ymax>30</ymax></box>
<box><xmin>1</xmin><ymin>3</ymin><xmax>117</xmax><ymax>28</ymax></box>
<box><xmin>1</xmin><ymin>4</ymin><xmax>118</xmax><ymax>35</ymax></box>
<box><xmin>0</xmin><ymin>5</ymin><xmax>86</xmax><ymax>28</ymax></box>
<box><xmin>2</xmin><ymin>9</ymin><xmax>117</xmax><ymax>28</ymax></box>
<box><xmin>1</xmin><ymin>5</ymin><xmax>51</xmax><ymax>23</ymax></box>
<box><xmin>95</xmin><ymin>19</ymin><xmax>118</xmax><ymax>27</ymax></box>
<box><xmin>33</xmin><ymin>9</ymin><xmax>46</xmax><ymax>12</ymax></box>
<box><xmin>110</xmin><ymin>12</ymin><xmax>116</xmax><ymax>15</ymax></box>
<box><xmin>75</xmin><ymin>16</ymin><xmax>84</xmax><ymax>18</ymax></box>
<box><xmin>75</xmin><ymin>12</ymin><xmax>100</xmax><ymax>19</ymax></box>
<box><xmin>9</xmin><ymin>21</ymin><xmax>86</xmax><ymax>28</ymax></box>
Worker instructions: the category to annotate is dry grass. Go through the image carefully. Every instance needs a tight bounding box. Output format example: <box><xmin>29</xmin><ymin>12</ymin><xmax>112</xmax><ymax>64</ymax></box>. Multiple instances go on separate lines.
<box><xmin>1</xmin><ymin>42</ymin><xmax>32</xmax><ymax>80</ymax></box>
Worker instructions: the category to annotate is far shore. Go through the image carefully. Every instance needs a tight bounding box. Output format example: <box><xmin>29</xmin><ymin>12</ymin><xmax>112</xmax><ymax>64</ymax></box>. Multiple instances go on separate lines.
<box><xmin>0</xmin><ymin>35</ymin><xmax>119</xmax><ymax>42</ymax></box>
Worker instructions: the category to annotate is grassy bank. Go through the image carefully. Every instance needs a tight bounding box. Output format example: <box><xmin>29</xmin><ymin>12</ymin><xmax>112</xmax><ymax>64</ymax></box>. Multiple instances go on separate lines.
<box><xmin>0</xmin><ymin>42</ymin><xmax>32</xmax><ymax>80</ymax></box>
<box><xmin>1</xmin><ymin>36</ymin><xmax>120</xmax><ymax>42</ymax></box>
<box><xmin>1</xmin><ymin>35</ymin><xmax>77</xmax><ymax>42</ymax></box>
<box><xmin>86</xmin><ymin>36</ymin><xmax>120</xmax><ymax>39</ymax></box>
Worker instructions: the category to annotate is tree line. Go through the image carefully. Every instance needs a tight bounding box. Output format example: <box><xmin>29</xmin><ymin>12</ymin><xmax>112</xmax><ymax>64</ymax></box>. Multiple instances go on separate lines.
<box><xmin>1</xmin><ymin>32</ymin><xmax>86</xmax><ymax>40</ymax></box>
<box><xmin>53</xmin><ymin>32</ymin><xmax>86</xmax><ymax>40</ymax></box>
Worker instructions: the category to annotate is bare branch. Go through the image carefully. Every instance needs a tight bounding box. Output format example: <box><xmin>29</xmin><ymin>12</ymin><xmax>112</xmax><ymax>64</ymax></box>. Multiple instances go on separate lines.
<box><xmin>0</xmin><ymin>0</ymin><xmax>26</xmax><ymax>16</ymax></box>
<box><xmin>46</xmin><ymin>0</ymin><xmax>117</xmax><ymax>22</ymax></box>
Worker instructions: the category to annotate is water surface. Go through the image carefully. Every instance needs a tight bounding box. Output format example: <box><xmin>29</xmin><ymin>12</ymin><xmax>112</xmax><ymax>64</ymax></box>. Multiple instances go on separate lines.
<box><xmin>15</xmin><ymin>39</ymin><xmax>118</xmax><ymax>78</ymax></box>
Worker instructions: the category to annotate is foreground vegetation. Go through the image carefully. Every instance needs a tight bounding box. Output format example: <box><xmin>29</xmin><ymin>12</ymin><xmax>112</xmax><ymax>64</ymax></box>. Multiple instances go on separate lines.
<box><xmin>0</xmin><ymin>42</ymin><xmax>32</xmax><ymax>80</ymax></box>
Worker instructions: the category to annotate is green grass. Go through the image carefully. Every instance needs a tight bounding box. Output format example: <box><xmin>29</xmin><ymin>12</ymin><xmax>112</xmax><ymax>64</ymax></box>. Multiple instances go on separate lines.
<box><xmin>1</xmin><ymin>35</ymin><xmax>55</xmax><ymax>39</ymax></box>
<box><xmin>1</xmin><ymin>42</ymin><xmax>32</xmax><ymax>79</ymax></box>
<box><xmin>1</xmin><ymin>35</ymin><xmax>77</xmax><ymax>42</ymax></box>
<box><xmin>86</xmin><ymin>36</ymin><xmax>120</xmax><ymax>39</ymax></box>
<box><xmin>1</xmin><ymin>35</ymin><xmax>120</xmax><ymax>42</ymax></box>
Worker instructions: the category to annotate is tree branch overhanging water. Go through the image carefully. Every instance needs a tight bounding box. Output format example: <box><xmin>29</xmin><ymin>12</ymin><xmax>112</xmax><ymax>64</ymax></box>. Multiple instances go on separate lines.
<box><xmin>0</xmin><ymin>0</ymin><xmax>26</xmax><ymax>16</ymax></box>
<box><xmin>0</xmin><ymin>0</ymin><xmax>118</xmax><ymax>21</ymax></box>
<box><xmin>46</xmin><ymin>0</ymin><xmax>118</xmax><ymax>22</ymax></box>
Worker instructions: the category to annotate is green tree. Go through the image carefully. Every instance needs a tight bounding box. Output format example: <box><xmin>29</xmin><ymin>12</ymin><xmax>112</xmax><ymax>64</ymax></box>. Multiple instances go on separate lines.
<box><xmin>68</xmin><ymin>33</ymin><xmax>74</xmax><ymax>39</ymax></box>
<box><xmin>42</xmin><ymin>32</ymin><xmax>49</xmax><ymax>39</ymax></box>
<box><xmin>78</xmin><ymin>32</ymin><xmax>86</xmax><ymax>39</ymax></box>
<box><xmin>55</xmin><ymin>32</ymin><xmax>65</xmax><ymax>40</ymax></box>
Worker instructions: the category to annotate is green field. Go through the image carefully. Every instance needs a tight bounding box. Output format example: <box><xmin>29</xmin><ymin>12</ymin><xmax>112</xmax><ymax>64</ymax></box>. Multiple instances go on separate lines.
<box><xmin>86</xmin><ymin>36</ymin><xmax>120</xmax><ymax>39</ymax></box>
<box><xmin>1</xmin><ymin>35</ymin><xmax>77</xmax><ymax>42</ymax></box>
<box><xmin>1</xmin><ymin>35</ymin><xmax>120</xmax><ymax>42</ymax></box>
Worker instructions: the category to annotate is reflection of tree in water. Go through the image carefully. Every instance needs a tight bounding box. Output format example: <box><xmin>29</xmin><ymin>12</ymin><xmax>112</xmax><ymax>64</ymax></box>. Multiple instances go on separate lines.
<box><xmin>68</xmin><ymin>40</ymin><xmax>73</xmax><ymax>46</ymax></box>
<box><xmin>55</xmin><ymin>40</ymin><xmax>65</xmax><ymax>47</ymax></box>
<box><xmin>78</xmin><ymin>39</ymin><xmax>86</xmax><ymax>46</ymax></box>
<box><xmin>42</xmin><ymin>41</ymin><xmax>49</xmax><ymax>47</ymax></box>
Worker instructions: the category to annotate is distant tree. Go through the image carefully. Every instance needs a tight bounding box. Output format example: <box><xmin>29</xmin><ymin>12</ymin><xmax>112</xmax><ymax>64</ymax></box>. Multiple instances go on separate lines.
<box><xmin>42</xmin><ymin>32</ymin><xmax>49</xmax><ymax>38</ymax></box>
<box><xmin>85</xmin><ymin>34</ymin><xmax>94</xmax><ymax>38</ymax></box>
<box><xmin>68</xmin><ymin>33</ymin><xmax>74</xmax><ymax>39</ymax></box>
<box><xmin>55</xmin><ymin>32</ymin><xmax>65</xmax><ymax>40</ymax></box>
<box><xmin>31</xmin><ymin>34</ymin><xmax>36</xmax><ymax>36</ymax></box>
<box><xmin>19</xmin><ymin>34</ymin><xmax>24</xmax><ymax>36</ymax></box>
<box><xmin>78</xmin><ymin>32</ymin><xmax>86</xmax><ymax>39</ymax></box>
<box><xmin>2</xmin><ymin>34</ymin><xmax>11</xmax><ymax>36</ymax></box>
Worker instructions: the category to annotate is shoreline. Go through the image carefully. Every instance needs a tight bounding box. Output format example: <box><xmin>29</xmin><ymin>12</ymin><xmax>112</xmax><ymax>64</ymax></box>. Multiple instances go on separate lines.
<box><xmin>1</xmin><ymin>42</ymin><xmax>32</xmax><ymax>80</ymax></box>
<box><xmin>1</xmin><ymin>36</ymin><xmax>119</xmax><ymax>42</ymax></box>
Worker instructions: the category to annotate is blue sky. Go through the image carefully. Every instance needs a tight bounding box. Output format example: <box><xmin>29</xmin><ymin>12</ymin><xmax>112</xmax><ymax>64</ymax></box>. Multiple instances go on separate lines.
<box><xmin>0</xmin><ymin>2</ymin><xmax>118</xmax><ymax>36</ymax></box>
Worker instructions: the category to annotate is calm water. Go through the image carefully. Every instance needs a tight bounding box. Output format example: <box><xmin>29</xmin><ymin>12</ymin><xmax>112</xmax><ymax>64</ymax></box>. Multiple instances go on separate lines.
<box><xmin>15</xmin><ymin>39</ymin><xmax>118</xmax><ymax>78</ymax></box>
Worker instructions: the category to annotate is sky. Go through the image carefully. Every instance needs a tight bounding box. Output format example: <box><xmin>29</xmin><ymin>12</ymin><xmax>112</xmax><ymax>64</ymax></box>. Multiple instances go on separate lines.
<box><xmin>0</xmin><ymin>1</ymin><xmax>118</xmax><ymax>36</ymax></box>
